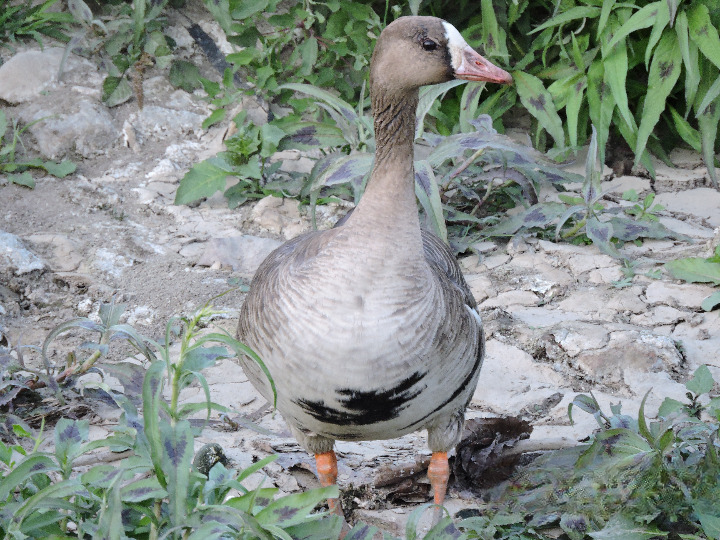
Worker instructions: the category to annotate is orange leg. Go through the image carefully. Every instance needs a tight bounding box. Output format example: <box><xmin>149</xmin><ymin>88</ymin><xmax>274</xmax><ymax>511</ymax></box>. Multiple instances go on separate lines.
<box><xmin>315</xmin><ymin>451</ymin><xmax>341</xmax><ymax>514</ymax></box>
<box><xmin>427</xmin><ymin>451</ymin><xmax>449</xmax><ymax>524</ymax></box>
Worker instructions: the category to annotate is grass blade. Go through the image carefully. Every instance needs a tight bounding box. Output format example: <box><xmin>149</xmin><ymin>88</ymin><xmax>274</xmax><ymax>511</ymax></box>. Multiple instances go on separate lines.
<box><xmin>565</xmin><ymin>76</ymin><xmax>586</xmax><ymax>148</ymax></box>
<box><xmin>606</xmin><ymin>1</ymin><xmax>663</xmax><ymax>51</ymax></box>
<box><xmin>688</xmin><ymin>4</ymin><xmax>720</xmax><ymax>70</ymax></box>
<box><xmin>602</xmin><ymin>36</ymin><xmax>633</xmax><ymax>130</ymax></box>
<box><xmin>587</xmin><ymin>60</ymin><xmax>615</xmax><ymax>165</ymax></box>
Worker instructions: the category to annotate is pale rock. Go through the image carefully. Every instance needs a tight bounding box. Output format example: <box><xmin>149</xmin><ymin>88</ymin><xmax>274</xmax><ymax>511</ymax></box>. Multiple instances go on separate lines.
<box><xmin>196</xmin><ymin>235</ymin><xmax>282</xmax><ymax>275</ymax></box>
<box><xmin>0</xmin><ymin>48</ymin><xmax>72</xmax><ymax>103</ymax></box>
<box><xmin>0</xmin><ymin>231</ymin><xmax>45</xmax><ymax>275</ymax></box>
<box><xmin>146</xmin><ymin>182</ymin><xmax>176</xmax><ymax>198</ymax></box>
<box><xmin>669</xmin><ymin>148</ymin><xmax>704</xmax><ymax>169</ymax></box>
<box><xmin>654</xmin><ymin>164</ymin><xmax>711</xmax><ymax>192</ymax></box>
<box><xmin>21</xmin><ymin>98</ymin><xmax>120</xmax><ymax>159</ymax></box>
<box><xmin>129</xmin><ymin>105</ymin><xmax>205</xmax><ymax>140</ymax></box>
<box><xmin>76</xmin><ymin>298</ymin><xmax>94</xmax><ymax>315</ymax></box>
<box><xmin>658</xmin><ymin>216</ymin><xmax>715</xmax><ymax>239</ymax></box>
<box><xmin>587</xmin><ymin>266</ymin><xmax>623</xmax><ymax>284</ymax></box>
<box><xmin>132</xmin><ymin>187</ymin><xmax>157</xmax><ymax>205</ymax></box>
<box><xmin>645</xmin><ymin>281</ymin><xmax>717</xmax><ymax>309</ymax></box>
<box><xmin>472</xmin><ymin>340</ymin><xmax>566</xmax><ymax>415</ymax></box>
<box><xmin>574</xmin><ymin>330</ymin><xmax>682</xmax><ymax>386</ymax></box>
<box><xmin>480</xmin><ymin>290</ymin><xmax>538</xmax><ymax>309</ymax></box>
<box><xmin>479</xmin><ymin>253</ymin><xmax>510</xmax><ymax>270</ymax></box>
<box><xmin>565</xmin><ymin>253</ymin><xmax>618</xmax><ymax>276</ymax></box>
<box><xmin>464</xmin><ymin>274</ymin><xmax>494</xmax><ymax>303</ymax></box>
<box><xmin>550</xmin><ymin>322</ymin><xmax>610</xmax><ymax>357</ymax></box>
<box><xmin>92</xmin><ymin>248</ymin><xmax>134</xmax><ymax>278</ymax></box>
<box><xmin>602</xmin><ymin>175</ymin><xmax>651</xmax><ymax>195</ymax></box>
<box><xmin>25</xmin><ymin>233</ymin><xmax>83</xmax><ymax>272</ymax></box>
<box><xmin>251</xmin><ymin>196</ymin><xmax>308</xmax><ymax>240</ymax></box>
<box><xmin>471</xmin><ymin>241</ymin><xmax>497</xmax><ymax>254</ymax></box>
<box><xmin>655</xmin><ymin>188</ymin><xmax>720</xmax><ymax>227</ymax></box>
<box><xmin>272</xmin><ymin>149</ymin><xmax>315</xmax><ymax>175</ymax></box>
<box><xmin>125</xmin><ymin>305</ymin><xmax>154</xmax><ymax>326</ymax></box>
<box><xmin>557</xmin><ymin>287</ymin><xmax>644</xmax><ymax>320</ymax></box>
<box><xmin>630</xmin><ymin>305</ymin><xmax>689</xmax><ymax>327</ymax></box>
<box><xmin>507</xmin><ymin>306</ymin><xmax>580</xmax><ymax>328</ymax></box>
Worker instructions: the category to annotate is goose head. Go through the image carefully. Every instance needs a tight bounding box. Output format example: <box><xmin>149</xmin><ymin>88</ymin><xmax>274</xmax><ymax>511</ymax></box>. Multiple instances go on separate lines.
<box><xmin>370</xmin><ymin>16</ymin><xmax>512</xmax><ymax>96</ymax></box>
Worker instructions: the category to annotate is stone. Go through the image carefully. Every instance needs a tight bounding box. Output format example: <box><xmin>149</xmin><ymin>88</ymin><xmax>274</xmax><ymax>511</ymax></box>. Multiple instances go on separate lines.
<box><xmin>645</xmin><ymin>281</ymin><xmax>717</xmax><ymax>309</ymax></box>
<box><xmin>0</xmin><ymin>231</ymin><xmax>45</xmax><ymax>275</ymax></box>
<box><xmin>657</xmin><ymin>217</ymin><xmax>715</xmax><ymax>239</ymax></box>
<box><xmin>0</xmin><ymin>48</ymin><xmax>65</xmax><ymax>103</ymax></box>
<box><xmin>655</xmin><ymin>188</ymin><xmax>720</xmax><ymax>227</ymax></box>
<box><xmin>507</xmin><ymin>306</ymin><xmax>580</xmax><ymax>328</ymax></box>
<box><xmin>574</xmin><ymin>330</ymin><xmax>682</xmax><ymax>386</ymax></box>
<box><xmin>549</xmin><ymin>322</ymin><xmax>610</xmax><ymax>357</ymax></box>
<box><xmin>480</xmin><ymin>290</ymin><xmax>539</xmax><ymax>309</ymax></box>
<box><xmin>464</xmin><ymin>274</ymin><xmax>494</xmax><ymax>303</ymax></box>
<box><xmin>251</xmin><ymin>196</ymin><xmax>308</xmax><ymax>240</ymax></box>
<box><xmin>557</xmin><ymin>287</ymin><xmax>644</xmax><ymax>320</ymax></box>
<box><xmin>25</xmin><ymin>233</ymin><xmax>83</xmax><ymax>272</ymax></box>
<box><xmin>471</xmin><ymin>339</ymin><xmax>566</xmax><ymax>416</ymax></box>
<box><xmin>630</xmin><ymin>305</ymin><xmax>689</xmax><ymax>327</ymax></box>
<box><xmin>129</xmin><ymin>105</ymin><xmax>205</xmax><ymax>140</ymax></box>
<box><xmin>602</xmin><ymin>175</ymin><xmax>651</xmax><ymax>196</ymax></box>
<box><xmin>587</xmin><ymin>266</ymin><xmax>623</xmax><ymax>284</ymax></box>
<box><xmin>669</xmin><ymin>148</ymin><xmax>704</xmax><ymax>169</ymax></box>
<box><xmin>196</xmin><ymin>235</ymin><xmax>282</xmax><ymax>275</ymax></box>
<box><xmin>654</xmin><ymin>163</ymin><xmax>712</xmax><ymax>192</ymax></box>
<box><xmin>272</xmin><ymin>150</ymin><xmax>315</xmax><ymax>175</ymax></box>
<box><xmin>91</xmin><ymin>248</ymin><xmax>134</xmax><ymax>278</ymax></box>
<box><xmin>20</xmin><ymin>98</ymin><xmax>120</xmax><ymax>159</ymax></box>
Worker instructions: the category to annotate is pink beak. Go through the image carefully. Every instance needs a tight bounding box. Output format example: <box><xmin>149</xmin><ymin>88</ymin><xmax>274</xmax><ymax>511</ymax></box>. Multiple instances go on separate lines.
<box><xmin>455</xmin><ymin>46</ymin><xmax>512</xmax><ymax>85</ymax></box>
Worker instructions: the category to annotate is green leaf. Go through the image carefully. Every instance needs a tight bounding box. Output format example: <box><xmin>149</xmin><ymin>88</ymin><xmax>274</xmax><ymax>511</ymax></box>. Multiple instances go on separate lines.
<box><xmin>664</xmin><ymin>258</ymin><xmax>720</xmax><ymax>285</ymax></box>
<box><xmin>175</xmin><ymin>155</ymin><xmax>234</xmax><ymax>205</ymax></box>
<box><xmin>696</xmin><ymin>73</ymin><xmax>720</xmax><ymax>116</ymax></box>
<box><xmin>0</xmin><ymin>454</ymin><xmax>58</xmax><ymax>501</ymax></box>
<box><xmin>606</xmin><ymin>2</ymin><xmax>664</xmax><ymax>51</ymax></box>
<box><xmin>635</xmin><ymin>31</ymin><xmax>682</xmax><ymax>164</ymax></box>
<box><xmin>657</xmin><ymin>397</ymin><xmax>684</xmax><ymax>417</ymax></box>
<box><xmin>102</xmin><ymin>75</ymin><xmax>133</xmax><ymax>107</ymax></box>
<box><xmin>566</xmin><ymin>76</ymin><xmax>586</xmax><ymax>148</ymax></box>
<box><xmin>701</xmin><ymin>290</ymin><xmax>720</xmax><ymax>311</ymax></box>
<box><xmin>669</xmin><ymin>106</ymin><xmax>701</xmax><ymax>152</ymax></box>
<box><xmin>202</xmin><ymin>108</ymin><xmax>226</xmax><ymax>130</ymax></box>
<box><xmin>586</xmin><ymin>217</ymin><xmax>621</xmax><ymax>258</ymax></box>
<box><xmin>277</xmin><ymin>121</ymin><xmax>347</xmax><ymax>151</ymax></box>
<box><xmin>299</xmin><ymin>37</ymin><xmax>318</xmax><ymax>76</ymax></box>
<box><xmin>597</xmin><ymin>0</ymin><xmax>617</xmax><ymax>38</ymax></box>
<box><xmin>692</xmin><ymin>501</ymin><xmax>720</xmax><ymax>539</ymax></box>
<box><xmin>142</xmin><ymin>360</ymin><xmax>167</xmax><ymax>487</ymax></box>
<box><xmin>41</xmin><ymin>160</ymin><xmax>76</xmax><ymax>178</ymax></box>
<box><xmin>688</xmin><ymin>4</ymin><xmax>720</xmax><ymax>70</ymax></box>
<box><xmin>120</xmin><ymin>476</ymin><xmax>168</xmax><ymax>502</ymax></box>
<box><xmin>416</xmin><ymin>79</ymin><xmax>466</xmax><ymax>139</ymax></box>
<box><xmin>344</xmin><ymin>523</ymin><xmax>379</xmax><ymax>540</ymax></box>
<box><xmin>161</xmin><ymin>419</ymin><xmax>193</xmax><ymax>527</ymax></box>
<box><xmin>644</xmin><ymin>1</ymin><xmax>670</xmax><ymax>67</ymax></box>
<box><xmin>414</xmin><ymin>160</ymin><xmax>447</xmax><ymax>243</ymax></box>
<box><xmin>602</xmin><ymin>37</ymin><xmax>633</xmax><ymax>130</ymax></box>
<box><xmin>531</xmin><ymin>6</ymin><xmax>601</xmax><ymax>34</ymax></box>
<box><xmin>169</xmin><ymin>60</ymin><xmax>202</xmax><ymax>92</ymax></box>
<box><xmin>675</xmin><ymin>11</ymin><xmax>700</xmax><ymax>107</ymax></box>
<box><xmin>280</xmin><ymin>83</ymin><xmax>358</xmax><ymax>126</ymax></box>
<box><xmin>8</xmin><ymin>172</ymin><xmax>35</xmax><ymax>188</ymax></box>
<box><xmin>685</xmin><ymin>364</ymin><xmax>714</xmax><ymax>395</ymax></box>
<box><xmin>54</xmin><ymin>419</ymin><xmax>88</xmax><ymax>467</ymax></box>
<box><xmin>255</xmin><ymin>485</ymin><xmax>339</xmax><ymax>527</ymax></box>
<box><xmin>479</xmin><ymin>0</ymin><xmax>508</xmax><ymax>57</ymax></box>
<box><xmin>230</xmin><ymin>0</ymin><xmax>268</xmax><ymax>19</ymax></box>
<box><xmin>589</xmin><ymin>514</ymin><xmax>667</xmax><ymax>539</ymax></box>
<box><xmin>514</xmin><ymin>71</ymin><xmax>565</xmax><ymax>146</ymax></box>
<box><xmin>587</xmin><ymin>61</ymin><xmax>614</xmax><ymax>165</ymax></box>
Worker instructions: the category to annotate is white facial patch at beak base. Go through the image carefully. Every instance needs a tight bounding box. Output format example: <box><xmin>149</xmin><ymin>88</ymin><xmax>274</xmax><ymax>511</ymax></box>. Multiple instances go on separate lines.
<box><xmin>442</xmin><ymin>21</ymin><xmax>470</xmax><ymax>71</ymax></box>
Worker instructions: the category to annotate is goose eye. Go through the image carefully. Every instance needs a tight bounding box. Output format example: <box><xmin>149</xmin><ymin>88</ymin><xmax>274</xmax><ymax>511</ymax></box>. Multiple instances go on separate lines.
<box><xmin>421</xmin><ymin>39</ymin><xmax>437</xmax><ymax>51</ymax></box>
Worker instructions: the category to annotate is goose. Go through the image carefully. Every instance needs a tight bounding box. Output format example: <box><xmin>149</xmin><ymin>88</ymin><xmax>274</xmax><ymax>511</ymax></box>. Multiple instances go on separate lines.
<box><xmin>236</xmin><ymin>15</ymin><xmax>512</xmax><ymax>518</ymax></box>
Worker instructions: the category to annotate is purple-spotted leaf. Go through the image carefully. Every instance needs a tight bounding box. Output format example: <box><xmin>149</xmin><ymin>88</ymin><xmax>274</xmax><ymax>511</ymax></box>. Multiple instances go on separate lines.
<box><xmin>182</xmin><ymin>346</ymin><xmax>231</xmax><ymax>373</ymax></box>
<box><xmin>644</xmin><ymin>1</ymin><xmax>670</xmax><ymax>67</ymax></box>
<box><xmin>609</xmin><ymin>216</ymin><xmax>688</xmax><ymax>242</ymax></box>
<box><xmin>530</xmin><ymin>6</ymin><xmax>601</xmax><ymax>34</ymax></box>
<box><xmin>308</xmin><ymin>152</ymin><xmax>373</xmax><ymax>195</ymax></box>
<box><xmin>602</xmin><ymin>33</ymin><xmax>633</xmax><ymax>131</ymax></box>
<box><xmin>635</xmin><ymin>31</ymin><xmax>681</xmax><ymax>164</ymax></box>
<box><xmin>459</xmin><ymin>82</ymin><xmax>486</xmax><ymax>133</ymax></box>
<box><xmin>416</xmin><ymin>80</ymin><xmax>466</xmax><ymax>139</ymax></box>
<box><xmin>688</xmin><ymin>4</ymin><xmax>720</xmax><ymax>70</ymax></box>
<box><xmin>120</xmin><ymin>477</ymin><xmax>168</xmax><ymax>502</ymax></box>
<box><xmin>514</xmin><ymin>71</ymin><xmax>565</xmax><ymax>147</ymax></box>
<box><xmin>675</xmin><ymin>11</ymin><xmax>700</xmax><ymax>107</ymax></box>
<box><xmin>0</xmin><ymin>455</ymin><xmax>58</xmax><ymax>502</ymax></box>
<box><xmin>566</xmin><ymin>76</ymin><xmax>586</xmax><ymax>148</ymax></box>
<box><xmin>589</xmin><ymin>514</ymin><xmax>665</xmax><ymax>540</ymax></box>
<box><xmin>586</xmin><ymin>216</ymin><xmax>621</xmax><ymax>258</ymax></box>
<box><xmin>160</xmin><ymin>419</ymin><xmax>194</xmax><ymax>526</ymax></box>
<box><xmin>54</xmin><ymin>419</ymin><xmax>88</xmax><ymax>466</ymax></box>
<box><xmin>587</xmin><ymin>61</ymin><xmax>615</xmax><ymax>165</ymax></box>
<box><xmin>80</xmin><ymin>465</ymin><xmax>124</xmax><ymax>489</ymax></box>
<box><xmin>280</xmin><ymin>83</ymin><xmax>358</xmax><ymax>125</ymax></box>
<box><xmin>277</xmin><ymin>121</ymin><xmax>346</xmax><ymax>151</ymax></box>
<box><xmin>255</xmin><ymin>485</ymin><xmax>339</xmax><ymax>527</ymax></box>
<box><xmin>522</xmin><ymin>202</ymin><xmax>566</xmax><ymax>228</ymax></box>
<box><xmin>583</xmin><ymin>126</ymin><xmax>602</xmax><ymax>205</ymax></box>
<box><xmin>345</xmin><ymin>523</ymin><xmax>379</xmax><ymax>540</ymax></box>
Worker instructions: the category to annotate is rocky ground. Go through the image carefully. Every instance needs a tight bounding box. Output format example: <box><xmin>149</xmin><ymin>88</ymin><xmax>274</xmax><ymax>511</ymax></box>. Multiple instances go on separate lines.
<box><xmin>1</xmin><ymin>10</ymin><xmax>720</xmax><ymax>535</ymax></box>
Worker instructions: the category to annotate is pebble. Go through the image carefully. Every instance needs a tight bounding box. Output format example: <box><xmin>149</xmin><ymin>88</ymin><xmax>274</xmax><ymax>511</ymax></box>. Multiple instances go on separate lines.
<box><xmin>0</xmin><ymin>231</ymin><xmax>46</xmax><ymax>275</ymax></box>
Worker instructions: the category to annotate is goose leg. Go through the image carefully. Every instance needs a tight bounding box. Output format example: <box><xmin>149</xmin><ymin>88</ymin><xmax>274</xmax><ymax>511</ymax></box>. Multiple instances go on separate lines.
<box><xmin>315</xmin><ymin>451</ymin><xmax>342</xmax><ymax>514</ymax></box>
<box><xmin>427</xmin><ymin>451</ymin><xmax>449</xmax><ymax>525</ymax></box>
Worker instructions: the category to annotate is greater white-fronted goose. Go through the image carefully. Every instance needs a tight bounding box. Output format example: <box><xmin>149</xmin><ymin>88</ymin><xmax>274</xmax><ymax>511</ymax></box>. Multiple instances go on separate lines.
<box><xmin>236</xmin><ymin>15</ymin><xmax>511</xmax><ymax>517</ymax></box>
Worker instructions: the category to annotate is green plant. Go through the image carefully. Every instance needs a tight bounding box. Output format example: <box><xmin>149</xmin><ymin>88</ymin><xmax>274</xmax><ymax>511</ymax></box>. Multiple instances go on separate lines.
<box><xmin>0</xmin><ymin>111</ymin><xmax>76</xmax><ymax>188</ymax></box>
<box><xmin>665</xmin><ymin>246</ymin><xmax>720</xmax><ymax>311</ymax></box>
<box><xmin>67</xmin><ymin>0</ymin><xmax>173</xmax><ymax>107</ymax></box>
<box><xmin>623</xmin><ymin>189</ymin><xmax>665</xmax><ymax>222</ymax></box>
<box><xmin>0</xmin><ymin>0</ymin><xmax>72</xmax><ymax>49</ymax></box>
<box><xmin>0</xmin><ymin>300</ymin><xmax>344</xmax><ymax>538</ymax></box>
<box><xmin>458</xmin><ymin>364</ymin><xmax>720</xmax><ymax>539</ymax></box>
<box><xmin>478</xmin><ymin>126</ymin><xmax>687</xmax><ymax>258</ymax></box>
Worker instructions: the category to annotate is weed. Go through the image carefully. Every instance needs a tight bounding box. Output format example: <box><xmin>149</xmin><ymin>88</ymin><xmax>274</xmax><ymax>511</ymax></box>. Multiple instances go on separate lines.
<box><xmin>0</xmin><ymin>300</ymin><xmax>343</xmax><ymax>538</ymax></box>
<box><xmin>0</xmin><ymin>0</ymin><xmax>72</xmax><ymax>49</ymax></box>
<box><xmin>0</xmin><ymin>111</ymin><xmax>76</xmax><ymax>188</ymax></box>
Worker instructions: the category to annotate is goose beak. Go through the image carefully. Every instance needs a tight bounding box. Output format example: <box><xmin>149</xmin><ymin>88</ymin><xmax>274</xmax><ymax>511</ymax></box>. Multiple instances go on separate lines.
<box><xmin>455</xmin><ymin>46</ymin><xmax>512</xmax><ymax>84</ymax></box>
